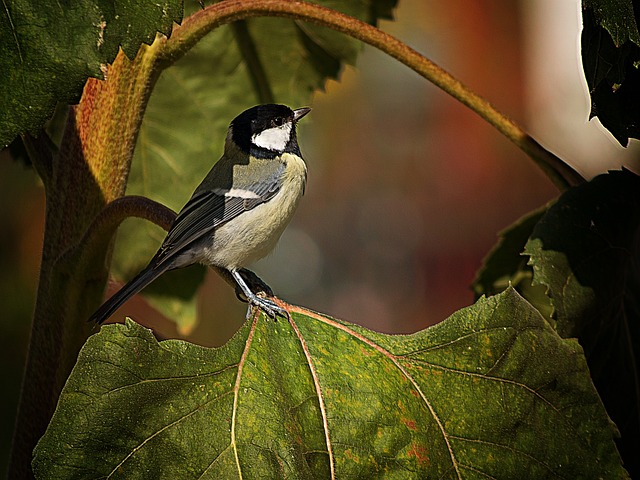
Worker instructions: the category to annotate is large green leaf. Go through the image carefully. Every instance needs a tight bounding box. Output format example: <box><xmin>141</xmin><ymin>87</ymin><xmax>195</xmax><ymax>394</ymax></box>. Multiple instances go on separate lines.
<box><xmin>0</xmin><ymin>0</ymin><xmax>182</xmax><ymax>147</ymax></box>
<box><xmin>33</xmin><ymin>288</ymin><xmax>626</xmax><ymax>478</ymax></box>
<box><xmin>524</xmin><ymin>169</ymin><xmax>640</xmax><ymax>477</ymax></box>
<box><xmin>112</xmin><ymin>0</ymin><xmax>397</xmax><ymax>330</ymax></box>
<box><xmin>581</xmin><ymin>0</ymin><xmax>640</xmax><ymax>145</ymax></box>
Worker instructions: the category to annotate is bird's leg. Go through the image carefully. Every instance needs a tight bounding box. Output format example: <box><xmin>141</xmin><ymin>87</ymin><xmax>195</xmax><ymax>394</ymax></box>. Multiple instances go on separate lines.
<box><xmin>212</xmin><ymin>267</ymin><xmax>274</xmax><ymax>303</ymax></box>
<box><xmin>236</xmin><ymin>268</ymin><xmax>274</xmax><ymax>300</ymax></box>
<box><xmin>230</xmin><ymin>269</ymin><xmax>286</xmax><ymax>320</ymax></box>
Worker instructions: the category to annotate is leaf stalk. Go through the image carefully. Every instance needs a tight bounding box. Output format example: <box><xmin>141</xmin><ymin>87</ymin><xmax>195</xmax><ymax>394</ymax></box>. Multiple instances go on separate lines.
<box><xmin>160</xmin><ymin>0</ymin><xmax>584</xmax><ymax>189</ymax></box>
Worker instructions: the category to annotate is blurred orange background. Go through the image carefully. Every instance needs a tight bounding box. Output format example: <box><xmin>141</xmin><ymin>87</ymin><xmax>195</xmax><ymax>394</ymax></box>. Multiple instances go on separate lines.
<box><xmin>2</xmin><ymin>0</ymin><xmax>639</xmax><ymax>472</ymax></box>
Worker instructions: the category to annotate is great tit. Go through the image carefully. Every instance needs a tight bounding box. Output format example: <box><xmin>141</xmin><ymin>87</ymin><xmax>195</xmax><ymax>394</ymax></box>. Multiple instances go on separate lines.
<box><xmin>89</xmin><ymin>104</ymin><xmax>311</xmax><ymax>324</ymax></box>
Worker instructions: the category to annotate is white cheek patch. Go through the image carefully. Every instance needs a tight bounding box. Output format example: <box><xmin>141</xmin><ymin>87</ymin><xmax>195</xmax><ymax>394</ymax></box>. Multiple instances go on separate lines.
<box><xmin>251</xmin><ymin>122</ymin><xmax>292</xmax><ymax>151</ymax></box>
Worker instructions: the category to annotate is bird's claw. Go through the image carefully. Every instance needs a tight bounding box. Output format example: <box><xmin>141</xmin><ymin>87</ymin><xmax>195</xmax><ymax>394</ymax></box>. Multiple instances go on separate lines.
<box><xmin>231</xmin><ymin>268</ymin><xmax>288</xmax><ymax>321</ymax></box>
<box><xmin>245</xmin><ymin>295</ymin><xmax>288</xmax><ymax>321</ymax></box>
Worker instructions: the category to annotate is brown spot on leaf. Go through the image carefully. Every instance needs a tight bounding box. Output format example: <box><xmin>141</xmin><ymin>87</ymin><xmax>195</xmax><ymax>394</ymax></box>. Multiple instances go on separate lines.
<box><xmin>407</xmin><ymin>443</ymin><xmax>430</xmax><ymax>466</ymax></box>
<box><xmin>402</xmin><ymin>417</ymin><xmax>418</xmax><ymax>431</ymax></box>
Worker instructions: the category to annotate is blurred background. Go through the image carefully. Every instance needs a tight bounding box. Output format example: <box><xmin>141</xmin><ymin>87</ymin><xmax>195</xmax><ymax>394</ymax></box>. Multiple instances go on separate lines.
<box><xmin>2</xmin><ymin>0</ymin><xmax>639</xmax><ymax>472</ymax></box>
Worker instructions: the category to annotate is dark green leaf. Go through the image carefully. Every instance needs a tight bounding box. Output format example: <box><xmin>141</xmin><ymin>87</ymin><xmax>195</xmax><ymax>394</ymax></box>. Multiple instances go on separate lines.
<box><xmin>581</xmin><ymin>3</ymin><xmax>640</xmax><ymax>145</ymax></box>
<box><xmin>33</xmin><ymin>288</ymin><xmax>625</xmax><ymax>478</ymax></box>
<box><xmin>112</xmin><ymin>0</ymin><xmax>398</xmax><ymax>329</ymax></box>
<box><xmin>472</xmin><ymin>207</ymin><xmax>553</xmax><ymax>322</ymax></box>
<box><xmin>143</xmin><ymin>265</ymin><xmax>208</xmax><ymax>333</ymax></box>
<box><xmin>582</xmin><ymin>0</ymin><xmax>640</xmax><ymax>47</ymax></box>
<box><xmin>0</xmin><ymin>0</ymin><xmax>182</xmax><ymax>147</ymax></box>
<box><xmin>524</xmin><ymin>168</ymin><xmax>640</xmax><ymax>477</ymax></box>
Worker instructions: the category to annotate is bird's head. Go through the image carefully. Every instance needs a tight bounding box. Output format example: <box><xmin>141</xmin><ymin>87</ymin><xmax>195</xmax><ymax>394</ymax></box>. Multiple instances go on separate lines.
<box><xmin>229</xmin><ymin>104</ymin><xmax>311</xmax><ymax>157</ymax></box>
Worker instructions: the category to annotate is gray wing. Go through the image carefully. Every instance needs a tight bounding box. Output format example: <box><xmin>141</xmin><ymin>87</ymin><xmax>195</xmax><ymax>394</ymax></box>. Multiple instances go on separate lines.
<box><xmin>153</xmin><ymin>162</ymin><xmax>285</xmax><ymax>266</ymax></box>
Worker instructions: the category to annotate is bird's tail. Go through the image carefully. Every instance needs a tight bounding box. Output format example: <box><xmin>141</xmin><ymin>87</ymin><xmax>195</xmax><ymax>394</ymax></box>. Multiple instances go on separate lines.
<box><xmin>89</xmin><ymin>265</ymin><xmax>166</xmax><ymax>325</ymax></box>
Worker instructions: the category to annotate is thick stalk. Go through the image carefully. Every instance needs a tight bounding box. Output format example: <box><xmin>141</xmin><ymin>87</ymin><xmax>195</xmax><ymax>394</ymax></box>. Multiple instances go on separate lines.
<box><xmin>8</xmin><ymin>41</ymin><xmax>164</xmax><ymax>479</ymax></box>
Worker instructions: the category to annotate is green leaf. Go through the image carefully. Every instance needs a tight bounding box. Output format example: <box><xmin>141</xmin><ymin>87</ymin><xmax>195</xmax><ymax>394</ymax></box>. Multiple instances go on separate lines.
<box><xmin>112</xmin><ymin>0</ymin><xmax>398</xmax><ymax>329</ymax></box>
<box><xmin>472</xmin><ymin>207</ymin><xmax>553</xmax><ymax>322</ymax></box>
<box><xmin>581</xmin><ymin>2</ymin><xmax>640</xmax><ymax>145</ymax></box>
<box><xmin>524</xmin><ymin>169</ymin><xmax>640</xmax><ymax>476</ymax></box>
<box><xmin>142</xmin><ymin>265</ymin><xmax>208</xmax><ymax>333</ymax></box>
<box><xmin>0</xmin><ymin>0</ymin><xmax>182</xmax><ymax>147</ymax></box>
<box><xmin>582</xmin><ymin>0</ymin><xmax>640</xmax><ymax>48</ymax></box>
<box><xmin>33</xmin><ymin>288</ymin><xmax>626</xmax><ymax>478</ymax></box>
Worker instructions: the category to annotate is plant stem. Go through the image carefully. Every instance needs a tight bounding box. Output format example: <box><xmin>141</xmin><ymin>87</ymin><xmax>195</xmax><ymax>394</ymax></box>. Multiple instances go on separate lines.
<box><xmin>159</xmin><ymin>0</ymin><xmax>583</xmax><ymax>190</ymax></box>
<box><xmin>8</xmin><ymin>42</ymin><xmax>165</xmax><ymax>479</ymax></box>
<box><xmin>63</xmin><ymin>195</ymin><xmax>176</xmax><ymax>270</ymax></box>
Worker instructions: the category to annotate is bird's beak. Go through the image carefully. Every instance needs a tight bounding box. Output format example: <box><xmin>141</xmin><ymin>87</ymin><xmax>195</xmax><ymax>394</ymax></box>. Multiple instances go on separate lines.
<box><xmin>293</xmin><ymin>107</ymin><xmax>311</xmax><ymax>122</ymax></box>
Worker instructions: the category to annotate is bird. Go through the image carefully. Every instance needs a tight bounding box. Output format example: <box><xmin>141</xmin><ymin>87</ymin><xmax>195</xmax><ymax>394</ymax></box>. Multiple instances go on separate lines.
<box><xmin>89</xmin><ymin>104</ymin><xmax>311</xmax><ymax>324</ymax></box>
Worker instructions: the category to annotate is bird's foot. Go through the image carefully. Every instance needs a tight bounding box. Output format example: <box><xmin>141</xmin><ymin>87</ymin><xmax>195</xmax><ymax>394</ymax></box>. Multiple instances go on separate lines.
<box><xmin>231</xmin><ymin>268</ymin><xmax>288</xmax><ymax>321</ymax></box>
<box><xmin>245</xmin><ymin>293</ymin><xmax>289</xmax><ymax>321</ymax></box>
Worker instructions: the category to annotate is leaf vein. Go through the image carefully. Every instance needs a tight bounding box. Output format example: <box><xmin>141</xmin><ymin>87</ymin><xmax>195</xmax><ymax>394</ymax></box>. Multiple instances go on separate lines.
<box><xmin>106</xmin><ymin>390</ymin><xmax>233</xmax><ymax>478</ymax></box>
<box><xmin>289</xmin><ymin>314</ymin><xmax>336</xmax><ymax>479</ymax></box>
<box><xmin>1</xmin><ymin>0</ymin><xmax>23</xmax><ymax>63</ymax></box>
<box><xmin>98</xmin><ymin>362</ymin><xmax>238</xmax><ymax>397</ymax></box>
<box><xmin>450</xmin><ymin>436</ymin><xmax>567</xmax><ymax>479</ymax></box>
<box><xmin>402</xmin><ymin>326</ymin><xmax>522</xmax><ymax>356</ymax></box>
<box><xmin>230</xmin><ymin>311</ymin><xmax>261</xmax><ymax>479</ymax></box>
<box><xmin>405</xmin><ymin>359</ymin><xmax>560</xmax><ymax>413</ymax></box>
<box><xmin>290</xmin><ymin>307</ymin><xmax>462</xmax><ymax>479</ymax></box>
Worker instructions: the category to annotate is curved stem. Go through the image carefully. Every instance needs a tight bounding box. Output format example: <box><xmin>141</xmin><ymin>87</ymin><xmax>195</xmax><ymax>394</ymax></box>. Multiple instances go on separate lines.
<box><xmin>159</xmin><ymin>0</ymin><xmax>584</xmax><ymax>190</ymax></box>
<box><xmin>59</xmin><ymin>195</ymin><xmax>176</xmax><ymax>269</ymax></box>
<box><xmin>83</xmin><ymin>194</ymin><xmax>176</xmax><ymax>243</ymax></box>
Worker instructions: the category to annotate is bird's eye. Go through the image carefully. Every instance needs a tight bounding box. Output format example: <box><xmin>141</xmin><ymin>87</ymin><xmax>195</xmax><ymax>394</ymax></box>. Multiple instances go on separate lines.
<box><xmin>272</xmin><ymin>117</ymin><xmax>284</xmax><ymax>127</ymax></box>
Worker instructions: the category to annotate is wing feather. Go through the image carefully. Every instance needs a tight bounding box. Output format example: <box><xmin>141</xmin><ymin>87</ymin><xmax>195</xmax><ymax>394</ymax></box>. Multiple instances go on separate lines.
<box><xmin>155</xmin><ymin>162</ymin><xmax>285</xmax><ymax>265</ymax></box>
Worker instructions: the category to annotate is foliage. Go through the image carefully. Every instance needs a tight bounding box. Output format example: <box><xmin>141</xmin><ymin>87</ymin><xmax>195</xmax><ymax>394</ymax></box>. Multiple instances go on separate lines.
<box><xmin>0</xmin><ymin>0</ymin><xmax>182</xmax><ymax>147</ymax></box>
<box><xmin>525</xmin><ymin>169</ymin><xmax>640</xmax><ymax>470</ymax></box>
<box><xmin>1</xmin><ymin>0</ymin><xmax>638</xmax><ymax>478</ymax></box>
<box><xmin>472</xmin><ymin>207</ymin><xmax>553</xmax><ymax>322</ymax></box>
<box><xmin>474</xmin><ymin>169</ymin><xmax>640</xmax><ymax>477</ymax></box>
<box><xmin>34</xmin><ymin>290</ymin><xmax>624</xmax><ymax>478</ymax></box>
<box><xmin>581</xmin><ymin>0</ymin><xmax>640</xmax><ymax>146</ymax></box>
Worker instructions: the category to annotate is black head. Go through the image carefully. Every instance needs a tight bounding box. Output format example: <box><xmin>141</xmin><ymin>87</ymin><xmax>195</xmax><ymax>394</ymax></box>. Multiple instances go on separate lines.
<box><xmin>230</xmin><ymin>104</ymin><xmax>310</xmax><ymax>158</ymax></box>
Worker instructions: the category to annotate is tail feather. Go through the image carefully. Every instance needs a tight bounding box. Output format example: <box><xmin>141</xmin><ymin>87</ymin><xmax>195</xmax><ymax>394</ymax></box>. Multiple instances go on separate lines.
<box><xmin>89</xmin><ymin>265</ymin><xmax>166</xmax><ymax>324</ymax></box>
